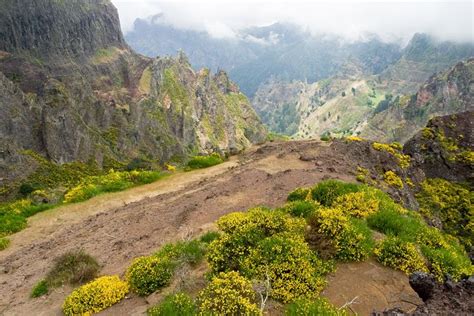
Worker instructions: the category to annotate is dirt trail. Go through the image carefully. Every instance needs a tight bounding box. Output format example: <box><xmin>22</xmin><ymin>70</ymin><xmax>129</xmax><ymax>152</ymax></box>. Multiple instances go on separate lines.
<box><xmin>0</xmin><ymin>140</ymin><xmax>422</xmax><ymax>315</ymax></box>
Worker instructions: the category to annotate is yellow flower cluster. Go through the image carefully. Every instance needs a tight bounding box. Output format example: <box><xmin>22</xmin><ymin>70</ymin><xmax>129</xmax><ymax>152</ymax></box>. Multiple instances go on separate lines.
<box><xmin>64</xmin><ymin>183</ymin><xmax>98</xmax><ymax>203</ymax></box>
<box><xmin>335</xmin><ymin>191</ymin><xmax>380</xmax><ymax>218</ymax></box>
<box><xmin>197</xmin><ymin>271</ymin><xmax>261</xmax><ymax>315</ymax></box>
<box><xmin>383</xmin><ymin>171</ymin><xmax>404</xmax><ymax>189</ymax></box>
<box><xmin>346</xmin><ymin>136</ymin><xmax>363</xmax><ymax>142</ymax></box>
<box><xmin>374</xmin><ymin>237</ymin><xmax>428</xmax><ymax>274</ymax></box>
<box><xmin>372</xmin><ymin>142</ymin><xmax>411</xmax><ymax>168</ymax></box>
<box><xmin>62</xmin><ymin>275</ymin><xmax>129</xmax><ymax>316</ymax></box>
<box><xmin>242</xmin><ymin>234</ymin><xmax>327</xmax><ymax>303</ymax></box>
<box><xmin>126</xmin><ymin>256</ymin><xmax>174</xmax><ymax>296</ymax></box>
<box><xmin>310</xmin><ymin>208</ymin><xmax>349</xmax><ymax>238</ymax></box>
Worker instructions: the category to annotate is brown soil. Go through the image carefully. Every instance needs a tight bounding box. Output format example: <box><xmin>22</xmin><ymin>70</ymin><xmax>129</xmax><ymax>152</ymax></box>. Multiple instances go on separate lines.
<box><xmin>0</xmin><ymin>140</ymin><xmax>422</xmax><ymax>315</ymax></box>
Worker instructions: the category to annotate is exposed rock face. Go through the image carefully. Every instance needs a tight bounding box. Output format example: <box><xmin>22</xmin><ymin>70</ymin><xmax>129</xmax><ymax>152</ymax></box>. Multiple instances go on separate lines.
<box><xmin>0</xmin><ymin>0</ymin><xmax>126</xmax><ymax>59</ymax></box>
<box><xmin>359</xmin><ymin>59</ymin><xmax>474</xmax><ymax>143</ymax></box>
<box><xmin>0</xmin><ymin>0</ymin><xmax>266</xmax><ymax>197</ymax></box>
<box><xmin>403</xmin><ymin>111</ymin><xmax>473</xmax><ymax>184</ymax></box>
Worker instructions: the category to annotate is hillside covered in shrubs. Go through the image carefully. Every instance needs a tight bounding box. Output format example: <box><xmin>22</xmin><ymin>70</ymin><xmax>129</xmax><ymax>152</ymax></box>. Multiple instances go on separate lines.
<box><xmin>49</xmin><ymin>179</ymin><xmax>472</xmax><ymax>315</ymax></box>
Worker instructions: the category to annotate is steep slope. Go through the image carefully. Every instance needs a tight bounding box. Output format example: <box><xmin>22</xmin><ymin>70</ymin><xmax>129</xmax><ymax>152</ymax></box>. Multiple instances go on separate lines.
<box><xmin>0</xmin><ymin>0</ymin><xmax>266</xmax><ymax>199</ymax></box>
<box><xmin>380</xmin><ymin>33</ymin><xmax>474</xmax><ymax>94</ymax></box>
<box><xmin>358</xmin><ymin>59</ymin><xmax>474</xmax><ymax>143</ymax></box>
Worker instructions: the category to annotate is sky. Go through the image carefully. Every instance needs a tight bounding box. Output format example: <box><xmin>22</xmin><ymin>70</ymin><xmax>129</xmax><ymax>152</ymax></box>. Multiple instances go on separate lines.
<box><xmin>111</xmin><ymin>0</ymin><xmax>474</xmax><ymax>43</ymax></box>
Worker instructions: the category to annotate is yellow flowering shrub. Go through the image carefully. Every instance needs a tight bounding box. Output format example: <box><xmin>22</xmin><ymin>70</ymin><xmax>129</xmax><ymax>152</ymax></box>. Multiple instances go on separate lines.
<box><xmin>64</xmin><ymin>184</ymin><xmax>99</xmax><ymax>203</ymax></box>
<box><xmin>62</xmin><ymin>275</ymin><xmax>129</xmax><ymax>315</ymax></box>
<box><xmin>197</xmin><ymin>271</ymin><xmax>261</xmax><ymax>315</ymax></box>
<box><xmin>126</xmin><ymin>256</ymin><xmax>175</xmax><ymax>296</ymax></box>
<box><xmin>372</xmin><ymin>142</ymin><xmax>410</xmax><ymax>168</ymax></box>
<box><xmin>334</xmin><ymin>191</ymin><xmax>380</xmax><ymax>218</ymax></box>
<box><xmin>383</xmin><ymin>171</ymin><xmax>404</xmax><ymax>189</ymax></box>
<box><xmin>416</xmin><ymin>178</ymin><xmax>473</xmax><ymax>249</ymax></box>
<box><xmin>374</xmin><ymin>237</ymin><xmax>428</xmax><ymax>274</ymax></box>
<box><xmin>242</xmin><ymin>234</ymin><xmax>330</xmax><ymax>303</ymax></box>
<box><xmin>346</xmin><ymin>136</ymin><xmax>363</xmax><ymax>142</ymax></box>
<box><xmin>285</xmin><ymin>297</ymin><xmax>348</xmax><ymax>316</ymax></box>
<box><xmin>306</xmin><ymin>209</ymin><xmax>374</xmax><ymax>262</ymax></box>
<box><xmin>208</xmin><ymin>209</ymin><xmax>306</xmax><ymax>273</ymax></box>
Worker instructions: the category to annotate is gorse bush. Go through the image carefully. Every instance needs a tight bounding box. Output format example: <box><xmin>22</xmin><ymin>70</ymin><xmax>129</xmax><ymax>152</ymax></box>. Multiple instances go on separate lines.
<box><xmin>372</xmin><ymin>142</ymin><xmax>411</xmax><ymax>169</ymax></box>
<box><xmin>147</xmin><ymin>292</ymin><xmax>196</xmax><ymax>316</ymax></box>
<box><xmin>127</xmin><ymin>238</ymin><xmax>209</xmax><ymax>296</ymax></box>
<box><xmin>383</xmin><ymin>171</ymin><xmax>404</xmax><ymax>189</ymax></box>
<box><xmin>416</xmin><ymin>178</ymin><xmax>473</xmax><ymax>249</ymax></box>
<box><xmin>242</xmin><ymin>233</ymin><xmax>331</xmax><ymax>303</ymax></box>
<box><xmin>335</xmin><ymin>191</ymin><xmax>379</xmax><ymax>218</ymax></box>
<box><xmin>62</xmin><ymin>275</ymin><xmax>129</xmax><ymax>315</ymax></box>
<box><xmin>127</xmin><ymin>256</ymin><xmax>175</xmax><ymax>296</ymax></box>
<box><xmin>208</xmin><ymin>208</ymin><xmax>305</xmax><ymax>273</ymax></box>
<box><xmin>374</xmin><ymin>237</ymin><xmax>428</xmax><ymax>274</ymax></box>
<box><xmin>285</xmin><ymin>297</ymin><xmax>347</xmax><ymax>316</ymax></box>
<box><xmin>186</xmin><ymin>153</ymin><xmax>224</xmax><ymax>170</ymax></box>
<box><xmin>197</xmin><ymin>271</ymin><xmax>261</xmax><ymax>315</ymax></box>
<box><xmin>306</xmin><ymin>208</ymin><xmax>374</xmax><ymax>261</ymax></box>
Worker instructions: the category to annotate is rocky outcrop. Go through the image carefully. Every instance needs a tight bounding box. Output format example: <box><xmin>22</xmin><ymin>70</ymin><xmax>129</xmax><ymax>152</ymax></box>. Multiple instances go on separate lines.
<box><xmin>0</xmin><ymin>0</ymin><xmax>266</xmax><ymax>199</ymax></box>
<box><xmin>360</xmin><ymin>59</ymin><xmax>474</xmax><ymax>143</ymax></box>
<box><xmin>403</xmin><ymin>111</ymin><xmax>473</xmax><ymax>184</ymax></box>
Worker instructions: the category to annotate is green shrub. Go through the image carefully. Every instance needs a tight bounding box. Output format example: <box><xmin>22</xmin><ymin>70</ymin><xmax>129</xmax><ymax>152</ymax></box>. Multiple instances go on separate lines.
<box><xmin>0</xmin><ymin>237</ymin><xmax>10</xmax><ymax>250</ymax></box>
<box><xmin>310</xmin><ymin>180</ymin><xmax>361</xmax><ymax>206</ymax></box>
<box><xmin>31</xmin><ymin>280</ymin><xmax>48</xmax><ymax>298</ymax></box>
<box><xmin>199</xmin><ymin>231</ymin><xmax>220</xmax><ymax>244</ymax></box>
<box><xmin>19</xmin><ymin>183</ymin><xmax>38</xmax><ymax>196</ymax></box>
<box><xmin>197</xmin><ymin>271</ymin><xmax>261</xmax><ymax>315</ymax></box>
<box><xmin>45</xmin><ymin>249</ymin><xmax>100</xmax><ymax>288</ymax></box>
<box><xmin>287</xmin><ymin>187</ymin><xmax>311</xmax><ymax>202</ymax></box>
<box><xmin>416</xmin><ymin>178</ymin><xmax>473</xmax><ymax>249</ymax></box>
<box><xmin>421</xmin><ymin>243</ymin><xmax>473</xmax><ymax>282</ymax></box>
<box><xmin>187</xmin><ymin>153</ymin><xmax>223</xmax><ymax>170</ymax></box>
<box><xmin>285</xmin><ymin>297</ymin><xmax>347</xmax><ymax>316</ymax></box>
<box><xmin>242</xmin><ymin>234</ymin><xmax>331</xmax><ymax>303</ymax></box>
<box><xmin>62</xmin><ymin>275</ymin><xmax>129</xmax><ymax>315</ymax></box>
<box><xmin>156</xmin><ymin>240</ymin><xmax>206</xmax><ymax>266</ymax></box>
<box><xmin>127</xmin><ymin>256</ymin><xmax>175</xmax><ymax>296</ymax></box>
<box><xmin>147</xmin><ymin>293</ymin><xmax>196</xmax><ymax>316</ymax></box>
<box><xmin>280</xmin><ymin>200</ymin><xmax>320</xmax><ymax>218</ymax></box>
<box><xmin>336</xmin><ymin>219</ymin><xmax>374</xmax><ymax>262</ymax></box>
<box><xmin>374</xmin><ymin>237</ymin><xmax>428</xmax><ymax>274</ymax></box>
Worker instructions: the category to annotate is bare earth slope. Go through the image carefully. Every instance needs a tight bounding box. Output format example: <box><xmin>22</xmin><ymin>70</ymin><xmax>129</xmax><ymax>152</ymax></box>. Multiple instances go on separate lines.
<box><xmin>0</xmin><ymin>140</ymin><xmax>422</xmax><ymax>315</ymax></box>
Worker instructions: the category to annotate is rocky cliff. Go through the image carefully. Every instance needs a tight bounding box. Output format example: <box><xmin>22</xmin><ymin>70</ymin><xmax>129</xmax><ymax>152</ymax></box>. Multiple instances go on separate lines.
<box><xmin>0</xmin><ymin>0</ymin><xmax>266</xmax><ymax>198</ymax></box>
<box><xmin>358</xmin><ymin>59</ymin><xmax>474</xmax><ymax>143</ymax></box>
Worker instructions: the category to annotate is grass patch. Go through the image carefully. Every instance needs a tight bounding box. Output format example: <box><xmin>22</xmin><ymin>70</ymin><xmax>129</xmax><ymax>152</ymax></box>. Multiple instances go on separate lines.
<box><xmin>310</xmin><ymin>180</ymin><xmax>361</xmax><ymax>206</ymax></box>
<box><xmin>147</xmin><ymin>293</ymin><xmax>196</xmax><ymax>316</ymax></box>
<box><xmin>0</xmin><ymin>237</ymin><xmax>10</xmax><ymax>250</ymax></box>
<box><xmin>31</xmin><ymin>280</ymin><xmax>49</xmax><ymax>298</ymax></box>
<box><xmin>31</xmin><ymin>249</ymin><xmax>100</xmax><ymax>298</ymax></box>
<box><xmin>285</xmin><ymin>297</ymin><xmax>347</xmax><ymax>316</ymax></box>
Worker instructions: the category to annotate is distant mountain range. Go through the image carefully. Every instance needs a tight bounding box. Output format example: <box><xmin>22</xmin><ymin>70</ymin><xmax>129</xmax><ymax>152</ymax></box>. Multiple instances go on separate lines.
<box><xmin>126</xmin><ymin>17</ymin><xmax>473</xmax><ymax>97</ymax></box>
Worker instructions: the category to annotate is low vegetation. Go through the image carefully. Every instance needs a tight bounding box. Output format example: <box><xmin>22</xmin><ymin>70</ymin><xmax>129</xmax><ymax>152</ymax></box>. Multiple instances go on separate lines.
<box><xmin>58</xmin><ymin>179</ymin><xmax>472</xmax><ymax>315</ymax></box>
<box><xmin>186</xmin><ymin>153</ymin><xmax>224</xmax><ymax>170</ymax></box>
<box><xmin>31</xmin><ymin>249</ymin><xmax>100</xmax><ymax>297</ymax></box>
<box><xmin>372</xmin><ymin>142</ymin><xmax>411</xmax><ymax>168</ymax></box>
<box><xmin>62</xmin><ymin>275</ymin><xmax>129</xmax><ymax>315</ymax></box>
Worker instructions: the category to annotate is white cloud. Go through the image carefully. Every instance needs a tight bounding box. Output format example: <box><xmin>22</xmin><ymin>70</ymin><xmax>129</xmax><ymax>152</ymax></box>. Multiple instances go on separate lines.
<box><xmin>111</xmin><ymin>0</ymin><xmax>474</xmax><ymax>43</ymax></box>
